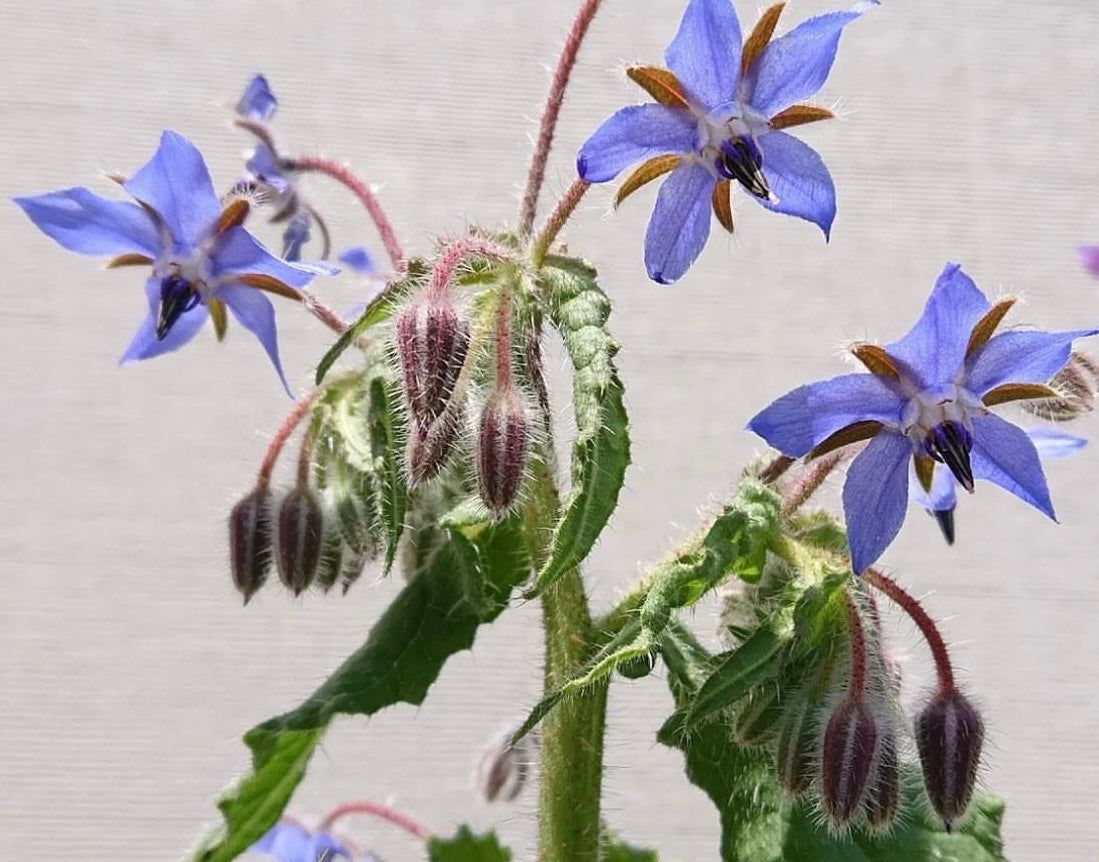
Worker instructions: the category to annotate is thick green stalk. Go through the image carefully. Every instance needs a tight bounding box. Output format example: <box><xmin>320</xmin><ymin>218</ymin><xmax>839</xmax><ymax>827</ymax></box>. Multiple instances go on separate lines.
<box><xmin>522</xmin><ymin>455</ymin><xmax>607</xmax><ymax>862</ymax></box>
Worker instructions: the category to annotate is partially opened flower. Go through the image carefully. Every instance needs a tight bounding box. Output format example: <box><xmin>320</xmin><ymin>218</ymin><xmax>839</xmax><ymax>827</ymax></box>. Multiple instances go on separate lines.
<box><xmin>15</xmin><ymin>130</ymin><xmax>325</xmax><ymax>395</ymax></box>
<box><xmin>577</xmin><ymin>0</ymin><xmax>876</xmax><ymax>283</ymax></box>
<box><xmin>749</xmin><ymin>263</ymin><xmax>1097</xmax><ymax>573</ymax></box>
<box><xmin>910</xmin><ymin>426</ymin><xmax>1086</xmax><ymax>545</ymax></box>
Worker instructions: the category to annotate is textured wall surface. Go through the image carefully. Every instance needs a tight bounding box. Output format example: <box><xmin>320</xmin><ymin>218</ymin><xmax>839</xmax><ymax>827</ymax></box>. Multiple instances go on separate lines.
<box><xmin>2</xmin><ymin>1</ymin><xmax>1098</xmax><ymax>860</ymax></box>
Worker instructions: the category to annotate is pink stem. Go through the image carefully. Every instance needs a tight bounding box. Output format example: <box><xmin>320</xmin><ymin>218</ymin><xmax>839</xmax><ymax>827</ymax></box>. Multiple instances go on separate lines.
<box><xmin>428</xmin><ymin>237</ymin><xmax>514</xmax><ymax>299</ymax></box>
<box><xmin>317</xmin><ymin>800</ymin><xmax>433</xmax><ymax>840</ymax></box>
<box><xmin>299</xmin><ymin>288</ymin><xmax>351</xmax><ymax>335</ymax></box>
<box><xmin>518</xmin><ymin>0</ymin><xmax>606</xmax><ymax>237</ymax></box>
<box><xmin>779</xmin><ymin>451</ymin><xmax>845</xmax><ymax>514</ymax></box>
<box><xmin>531</xmin><ymin>178</ymin><xmax>590</xmax><ymax>266</ymax></box>
<box><xmin>257</xmin><ymin>391</ymin><xmax>320</xmax><ymax>489</ymax></box>
<box><xmin>494</xmin><ymin>289</ymin><xmax>514</xmax><ymax>390</ymax></box>
<box><xmin>289</xmin><ymin>155</ymin><xmax>405</xmax><ymax>271</ymax></box>
<box><xmin>864</xmin><ymin>569</ymin><xmax>955</xmax><ymax>692</ymax></box>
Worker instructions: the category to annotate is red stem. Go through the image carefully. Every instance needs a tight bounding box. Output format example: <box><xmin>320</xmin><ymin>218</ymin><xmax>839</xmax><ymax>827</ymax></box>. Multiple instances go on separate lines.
<box><xmin>518</xmin><ymin>0</ymin><xmax>605</xmax><ymax>237</ymax></box>
<box><xmin>428</xmin><ymin>237</ymin><xmax>514</xmax><ymax>299</ymax></box>
<box><xmin>843</xmin><ymin>591</ymin><xmax>868</xmax><ymax>698</ymax></box>
<box><xmin>864</xmin><ymin>569</ymin><xmax>955</xmax><ymax>692</ymax></box>
<box><xmin>257</xmin><ymin>391</ymin><xmax>319</xmax><ymax>488</ymax></box>
<box><xmin>317</xmin><ymin>800</ymin><xmax>433</xmax><ymax>840</ymax></box>
<box><xmin>494</xmin><ymin>289</ymin><xmax>513</xmax><ymax>390</ymax></box>
<box><xmin>531</xmin><ymin>178</ymin><xmax>590</xmax><ymax>266</ymax></box>
<box><xmin>289</xmin><ymin>155</ymin><xmax>405</xmax><ymax>271</ymax></box>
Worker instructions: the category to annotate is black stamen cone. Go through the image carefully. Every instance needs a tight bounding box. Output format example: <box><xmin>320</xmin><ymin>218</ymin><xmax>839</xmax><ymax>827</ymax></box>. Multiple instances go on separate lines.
<box><xmin>928</xmin><ymin>421</ymin><xmax>974</xmax><ymax>492</ymax></box>
<box><xmin>156</xmin><ymin>274</ymin><xmax>200</xmax><ymax>340</ymax></box>
<box><xmin>719</xmin><ymin>138</ymin><xmax>771</xmax><ymax>200</ymax></box>
<box><xmin>933</xmin><ymin>507</ymin><xmax>956</xmax><ymax>545</ymax></box>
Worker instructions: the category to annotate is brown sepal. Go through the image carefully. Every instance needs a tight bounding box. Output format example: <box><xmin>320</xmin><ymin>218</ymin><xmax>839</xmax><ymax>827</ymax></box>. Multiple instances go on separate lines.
<box><xmin>808</xmin><ymin>420</ymin><xmax>883</xmax><ymax>460</ymax></box>
<box><xmin>965</xmin><ymin>298</ymin><xmax>1016</xmax><ymax>358</ymax></box>
<box><xmin>850</xmin><ymin>342</ymin><xmax>901</xmax><ymax>379</ymax></box>
<box><xmin>214</xmin><ymin>198</ymin><xmax>251</xmax><ymax>237</ymax></box>
<box><xmin>770</xmin><ymin>104</ymin><xmax>835</xmax><ymax>130</ymax></box>
<box><xmin>626</xmin><ymin>65</ymin><xmax>689</xmax><ymax>108</ymax></box>
<box><xmin>741</xmin><ymin>3</ymin><xmax>786</xmax><ymax>75</ymax></box>
<box><xmin>208</xmin><ymin>297</ymin><xmax>228</xmax><ymax>342</ymax></box>
<box><xmin>105</xmin><ymin>253</ymin><xmax>153</xmax><ymax>269</ymax></box>
<box><xmin>615</xmin><ymin>155</ymin><xmax>681</xmax><ymax>208</ymax></box>
<box><xmin>237</xmin><ymin>273</ymin><xmax>301</xmax><ymax>301</ymax></box>
<box><xmin>982</xmin><ymin>382</ymin><xmax>1060</xmax><ymax>407</ymax></box>
<box><xmin>712</xmin><ymin>179</ymin><xmax>735</xmax><ymax>233</ymax></box>
<box><xmin>913</xmin><ymin>455</ymin><xmax>935</xmax><ymax>493</ymax></box>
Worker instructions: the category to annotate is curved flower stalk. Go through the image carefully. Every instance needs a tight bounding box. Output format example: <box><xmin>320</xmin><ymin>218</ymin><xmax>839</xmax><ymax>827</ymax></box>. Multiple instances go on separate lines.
<box><xmin>14</xmin><ymin>130</ymin><xmax>328</xmax><ymax>395</ymax></box>
<box><xmin>749</xmin><ymin>262</ymin><xmax>1098</xmax><ymax>573</ymax></box>
<box><xmin>577</xmin><ymin>0</ymin><xmax>877</xmax><ymax>283</ymax></box>
<box><xmin>910</xmin><ymin>426</ymin><xmax>1086</xmax><ymax>544</ymax></box>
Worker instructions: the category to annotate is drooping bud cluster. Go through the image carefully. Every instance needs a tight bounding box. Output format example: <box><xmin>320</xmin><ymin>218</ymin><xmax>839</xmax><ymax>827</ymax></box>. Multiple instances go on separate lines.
<box><xmin>228</xmin><ymin>486</ymin><xmax>273</xmax><ymax>603</ymax></box>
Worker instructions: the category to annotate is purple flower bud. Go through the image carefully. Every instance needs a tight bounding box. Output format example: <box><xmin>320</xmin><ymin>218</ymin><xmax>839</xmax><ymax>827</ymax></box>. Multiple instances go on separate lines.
<box><xmin>477</xmin><ymin>727</ymin><xmax>536</xmax><ymax>803</ymax></box>
<box><xmin>819</xmin><ymin>697</ymin><xmax>879</xmax><ymax>830</ymax></box>
<box><xmin>396</xmin><ymin>290</ymin><xmax>471</xmax><ymax>433</ymax></box>
<box><xmin>314</xmin><ymin>522</ymin><xmax>344</xmax><ymax>593</ymax></box>
<box><xmin>405</xmin><ymin>407</ymin><xmax>463</xmax><ymax>486</ymax></box>
<box><xmin>476</xmin><ymin>389</ymin><xmax>530</xmax><ymax>513</ymax></box>
<box><xmin>228</xmin><ymin>487</ymin><xmax>273</xmax><ymax>604</ymax></box>
<box><xmin>274</xmin><ymin>486</ymin><xmax>325</xmax><ymax>595</ymax></box>
<box><xmin>915</xmin><ymin>687</ymin><xmax>984</xmax><ymax>831</ymax></box>
<box><xmin>862</xmin><ymin>724</ymin><xmax>900</xmax><ymax>831</ymax></box>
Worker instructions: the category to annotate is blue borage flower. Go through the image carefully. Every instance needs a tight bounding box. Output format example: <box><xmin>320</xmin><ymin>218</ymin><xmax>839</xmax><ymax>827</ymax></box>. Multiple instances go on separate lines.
<box><xmin>577</xmin><ymin>0</ymin><xmax>876</xmax><ymax>283</ymax></box>
<box><xmin>748</xmin><ymin>263</ymin><xmax>1098</xmax><ymax>573</ymax></box>
<box><xmin>14</xmin><ymin>130</ymin><xmax>327</xmax><ymax>395</ymax></box>
<box><xmin>910</xmin><ymin>426</ymin><xmax>1086</xmax><ymax>545</ymax></box>
<box><xmin>234</xmin><ymin>74</ymin><xmax>329</xmax><ymax>263</ymax></box>
<box><xmin>251</xmin><ymin>820</ymin><xmax>361</xmax><ymax>862</ymax></box>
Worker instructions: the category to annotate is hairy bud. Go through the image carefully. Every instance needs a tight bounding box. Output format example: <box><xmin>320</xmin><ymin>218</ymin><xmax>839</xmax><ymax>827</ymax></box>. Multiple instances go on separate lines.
<box><xmin>228</xmin><ymin>487</ymin><xmax>273</xmax><ymax>603</ymax></box>
<box><xmin>734</xmin><ymin>685</ymin><xmax>782</xmax><ymax>748</ymax></box>
<box><xmin>819</xmin><ymin>697</ymin><xmax>879</xmax><ymax>830</ymax></box>
<box><xmin>275</xmin><ymin>486</ymin><xmax>325</xmax><ymax>595</ymax></box>
<box><xmin>476</xmin><ymin>727</ymin><xmax>537</xmax><ymax>803</ymax></box>
<box><xmin>396</xmin><ymin>290</ymin><xmax>471</xmax><ymax>432</ymax></box>
<box><xmin>1022</xmin><ymin>350</ymin><xmax>1098</xmax><ymax>421</ymax></box>
<box><xmin>405</xmin><ymin>409</ymin><xmax>463</xmax><ymax>485</ymax></box>
<box><xmin>314</xmin><ymin>522</ymin><xmax>344</xmax><ymax>593</ymax></box>
<box><xmin>862</xmin><ymin>724</ymin><xmax>901</xmax><ymax>831</ymax></box>
<box><xmin>915</xmin><ymin>687</ymin><xmax>984</xmax><ymax>831</ymax></box>
<box><xmin>775</xmin><ymin>690</ymin><xmax>817</xmax><ymax>796</ymax></box>
<box><xmin>476</xmin><ymin>389</ymin><xmax>530</xmax><ymax>513</ymax></box>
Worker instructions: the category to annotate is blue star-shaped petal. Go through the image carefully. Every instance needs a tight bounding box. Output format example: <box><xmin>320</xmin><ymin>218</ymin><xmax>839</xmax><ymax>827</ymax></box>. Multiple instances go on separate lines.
<box><xmin>749</xmin><ymin>263</ymin><xmax>1097</xmax><ymax>573</ymax></box>
<box><xmin>577</xmin><ymin>0</ymin><xmax>876</xmax><ymax>283</ymax></box>
<box><xmin>14</xmin><ymin>130</ymin><xmax>327</xmax><ymax>395</ymax></box>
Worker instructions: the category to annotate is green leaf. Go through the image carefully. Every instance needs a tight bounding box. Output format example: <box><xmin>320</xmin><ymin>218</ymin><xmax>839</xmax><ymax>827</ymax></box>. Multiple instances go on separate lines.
<box><xmin>527</xmin><ymin>255</ymin><xmax>630</xmax><ymax>597</ymax></box>
<box><xmin>658</xmin><ymin>623</ymin><xmax>1008</xmax><ymax>862</ymax></box>
<box><xmin>191</xmin><ymin>515</ymin><xmax>529</xmax><ymax>862</ymax></box>
<box><xmin>600</xmin><ymin>834</ymin><xmax>659</xmax><ymax>862</ymax></box>
<box><xmin>687</xmin><ymin>626</ymin><xmax>787</xmax><ymax>726</ymax></box>
<box><xmin>427</xmin><ymin>826</ymin><xmax>513</xmax><ymax>862</ymax></box>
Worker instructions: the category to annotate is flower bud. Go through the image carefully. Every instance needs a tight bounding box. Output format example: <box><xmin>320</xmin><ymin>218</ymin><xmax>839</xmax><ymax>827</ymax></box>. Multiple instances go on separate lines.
<box><xmin>476</xmin><ymin>389</ymin><xmax>530</xmax><ymax>513</ymax></box>
<box><xmin>617</xmin><ymin>649</ymin><xmax>657</xmax><ymax>680</ymax></box>
<box><xmin>862</xmin><ymin>724</ymin><xmax>900</xmax><ymax>831</ymax></box>
<box><xmin>775</xmin><ymin>691</ymin><xmax>817</xmax><ymax>796</ymax></box>
<box><xmin>405</xmin><ymin>408</ymin><xmax>463</xmax><ymax>485</ymax></box>
<box><xmin>819</xmin><ymin>697</ymin><xmax>879</xmax><ymax>830</ymax></box>
<box><xmin>915</xmin><ymin>687</ymin><xmax>984</xmax><ymax>831</ymax></box>
<box><xmin>396</xmin><ymin>290</ymin><xmax>471</xmax><ymax>432</ymax></box>
<box><xmin>314</xmin><ymin>521</ymin><xmax>344</xmax><ymax>593</ymax></box>
<box><xmin>228</xmin><ymin>487</ymin><xmax>273</xmax><ymax>604</ymax></box>
<box><xmin>476</xmin><ymin>727</ymin><xmax>536</xmax><ymax>803</ymax></box>
<box><xmin>734</xmin><ymin>685</ymin><xmax>782</xmax><ymax>748</ymax></box>
<box><xmin>275</xmin><ymin>486</ymin><xmax>325</xmax><ymax>595</ymax></box>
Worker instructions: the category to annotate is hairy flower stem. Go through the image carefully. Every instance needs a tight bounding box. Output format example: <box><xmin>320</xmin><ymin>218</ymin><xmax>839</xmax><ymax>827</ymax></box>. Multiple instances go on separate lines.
<box><xmin>759</xmin><ymin>453</ymin><xmax>795</xmax><ymax>484</ymax></box>
<box><xmin>531</xmin><ymin>178</ymin><xmax>591</xmax><ymax>267</ymax></box>
<box><xmin>864</xmin><ymin>569</ymin><xmax>955</xmax><ymax>692</ymax></box>
<box><xmin>317</xmin><ymin>800</ymin><xmax>433</xmax><ymax>839</ymax></box>
<box><xmin>257</xmin><ymin>390</ymin><xmax>320</xmax><ymax>489</ymax></box>
<box><xmin>298</xmin><ymin>288</ymin><xmax>352</xmax><ymax>336</ymax></box>
<box><xmin>494</xmin><ymin>289</ymin><xmax>514</xmax><ymax>387</ymax></box>
<box><xmin>518</xmin><ymin>0</ymin><xmax>606</xmax><ymax>238</ymax></box>
<box><xmin>522</xmin><ymin>454</ymin><xmax>606</xmax><ymax>862</ymax></box>
<box><xmin>288</xmin><ymin>155</ymin><xmax>405</xmax><ymax>271</ymax></box>
<box><xmin>429</xmin><ymin>238</ymin><xmax>515</xmax><ymax>299</ymax></box>
<box><xmin>780</xmin><ymin>451</ymin><xmax>845</xmax><ymax>514</ymax></box>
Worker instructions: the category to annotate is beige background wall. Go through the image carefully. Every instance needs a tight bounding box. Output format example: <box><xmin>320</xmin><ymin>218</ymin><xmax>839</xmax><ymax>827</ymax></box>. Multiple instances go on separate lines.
<box><xmin>2</xmin><ymin>1</ymin><xmax>1098</xmax><ymax>859</ymax></box>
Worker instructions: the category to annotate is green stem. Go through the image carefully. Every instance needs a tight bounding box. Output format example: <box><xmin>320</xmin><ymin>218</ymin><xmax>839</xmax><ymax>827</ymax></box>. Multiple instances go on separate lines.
<box><xmin>522</xmin><ymin>451</ymin><xmax>606</xmax><ymax>862</ymax></box>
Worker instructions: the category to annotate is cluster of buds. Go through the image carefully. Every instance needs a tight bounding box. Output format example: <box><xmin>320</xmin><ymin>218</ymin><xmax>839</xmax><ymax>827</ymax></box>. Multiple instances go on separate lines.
<box><xmin>396</xmin><ymin>242</ymin><xmax>533</xmax><ymax>515</ymax></box>
<box><xmin>744</xmin><ymin>574</ymin><xmax>984</xmax><ymax>834</ymax></box>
